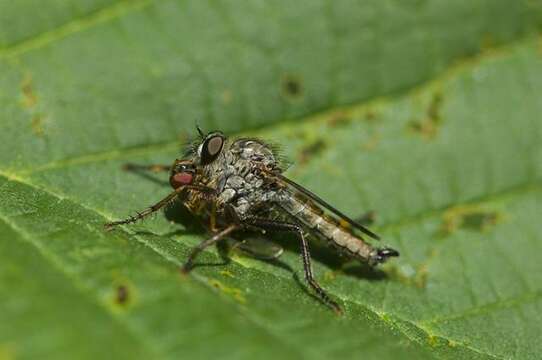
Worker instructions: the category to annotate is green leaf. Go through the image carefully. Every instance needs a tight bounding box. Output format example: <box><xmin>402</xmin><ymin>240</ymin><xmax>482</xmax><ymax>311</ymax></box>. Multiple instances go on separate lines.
<box><xmin>1</xmin><ymin>1</ymin><xmax>541</xmax><ymax>359</ymax></box>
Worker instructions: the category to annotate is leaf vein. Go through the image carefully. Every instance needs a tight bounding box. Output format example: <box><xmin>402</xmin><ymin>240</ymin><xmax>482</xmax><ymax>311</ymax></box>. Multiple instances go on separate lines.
<box><xmin>0</xmin><ymin>0</ymin><xmax>154</xmax><ymax>59</ymax></box>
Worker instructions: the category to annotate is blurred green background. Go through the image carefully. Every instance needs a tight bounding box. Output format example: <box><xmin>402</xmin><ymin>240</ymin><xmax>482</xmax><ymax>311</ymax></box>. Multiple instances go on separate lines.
<box><xmin>1</xmin><ymin>1</ymin><xmax>542</xmax><ymax>359</ymax></box>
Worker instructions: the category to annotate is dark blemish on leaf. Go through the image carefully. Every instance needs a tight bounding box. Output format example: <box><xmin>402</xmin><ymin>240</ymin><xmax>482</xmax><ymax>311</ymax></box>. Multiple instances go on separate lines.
<box><xmin>208</xmin><ymin>278</ymin><xmax>246</xmax><ymax>303</ymax></box>
<box><xmin>281</xmin><ymin>74</ymin><xmax>303</xmax><ymax>100</ymax></box>
<box><xmin>427</xmin><ymin>92</ymin><xmax>443</xmax><ymax>122</ymax></box>
<box><xmin>115</xmin><ymin>285</ymin><xmax>130</xmax><ymax>305</ymax></box>
<box><xmin>408</xmin><ymin>92</ymin><xmax>444</xmax><ymax>140</ymax></box>
<box><xmin>31</xmin><ymin>115</ymin><xmax>45</xmax><ymax>137</ymax></box>
<box><xmin>365</xmin><ymin>109</ymin><xmax>381</xmax><ymax>123</ymax></box>
<box><xmin>298</xmin><ymin>139</ymin><xmax>327</xmax><ymax>165</ymax></box>
<box><xmin>20</xmin><ymin>73</ymin><xmax>37</xmax><ymax>108</ymax></box>
<box><xmin>440</xmin><ymin>205</ymin><xmax>502</xmax><ymax>236</ymax></box>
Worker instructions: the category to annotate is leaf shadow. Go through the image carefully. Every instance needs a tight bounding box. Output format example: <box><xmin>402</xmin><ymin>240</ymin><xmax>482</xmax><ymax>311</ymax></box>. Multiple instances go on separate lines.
<box><xmin>269</xmin><ymin>232</ymin><xmax>389</xmax><ymax>282</ymax></box>
<box><xmin>129</xmin><ymin>172</ymin><xmax>388</xmax><ymax>286</ymax></box>
<box><xmin>163</xmin><ymin>200</ymin><xmax>206</xmax><ymax>235</ymax></box>
<box><xmin>155</xmin><ymin>199</ymin><xmax>388</xmax><ymax>283</ymax></box>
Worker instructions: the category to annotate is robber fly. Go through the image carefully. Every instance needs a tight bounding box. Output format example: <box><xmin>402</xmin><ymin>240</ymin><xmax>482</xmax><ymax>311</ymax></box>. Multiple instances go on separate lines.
<box><xmin>105</xmin><ymin>128</ymin><xmax>399</xmax><ymax>313</ymax></box>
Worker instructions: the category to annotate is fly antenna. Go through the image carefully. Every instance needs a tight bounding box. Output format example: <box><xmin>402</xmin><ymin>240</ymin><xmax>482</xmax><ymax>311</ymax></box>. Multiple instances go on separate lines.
<box><xmin>196</xmin><ymin>123</ymin><xmax>205</xmax><ymax>139</ymax></box>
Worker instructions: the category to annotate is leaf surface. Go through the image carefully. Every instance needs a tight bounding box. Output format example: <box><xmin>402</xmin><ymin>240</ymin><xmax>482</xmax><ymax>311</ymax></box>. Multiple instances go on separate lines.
<box><xmin>1</xmin><ymin>1</ymin><xmax>541</xmax><ymax>359</ymax></box>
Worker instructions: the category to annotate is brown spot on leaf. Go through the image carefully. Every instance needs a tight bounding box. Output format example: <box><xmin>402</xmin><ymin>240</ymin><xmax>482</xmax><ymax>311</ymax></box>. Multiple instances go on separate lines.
<box><xmin>427</xmin><ymin>92</ymin><xmax>443</xmax><ymax>121</ymax></box>
<box><xmin>408</xmin><ymin>92</ymin><xmax>444</xmax><ymax>140</ymax></box>
<box><xmin>31</xmin><ymin>115</ymin><xmax>45</xmax><ymax>137</ymax></box>
<box><xmin>281</xmin><ymin>74</ymin><xmax>303</xmax><ymax>100</ymax></box>
<box><xmin>115</xmin><ymin>285</ymin><xmax>130</xmax><ymax>306</ymax></box>
<box><xmin>298</xmin><ymin>139</ymin><xmax>326</xmax><ymax>165</ymax></box>
<box><xmin>21</xmin><ymin>73</ymin><xmax>37</xmax><ymax>108</ymax></box>
<box><xmin>365</xmin><ymin>109</ymin><xmax>380</xmax><ymax>122</ymax></box>
<box><xmin>208</xmin><ymin>279</ymin><xmax>246</xmax><ymax>303</ymax></box>
<box><xmin>327</xmin><ymin>111</ymin><xmax>351</xmax><ymax>127</ymax></box>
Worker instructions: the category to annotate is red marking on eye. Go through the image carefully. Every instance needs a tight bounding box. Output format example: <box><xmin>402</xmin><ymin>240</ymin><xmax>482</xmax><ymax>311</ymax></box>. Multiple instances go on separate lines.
<box><xmin>170</xmin><ymin>172</ymin><xmax>193</xmax><ymax>189</ymax></box>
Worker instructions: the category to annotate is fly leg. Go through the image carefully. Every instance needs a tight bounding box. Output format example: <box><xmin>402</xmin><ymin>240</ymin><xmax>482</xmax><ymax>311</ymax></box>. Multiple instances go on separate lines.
<box><xmin>246</xmin><ymin>218</ymin><xmax>342</xmax><ymax>314</ymax></box>
<box><xmin>104</xmin><ymin>184</ymin><xmax>215</xmax><ymax>230</ymax></box>
<box><xmin>181</xmin><ymin>224</ymin><xmax>239</xmax><ymax>273</ymax></box>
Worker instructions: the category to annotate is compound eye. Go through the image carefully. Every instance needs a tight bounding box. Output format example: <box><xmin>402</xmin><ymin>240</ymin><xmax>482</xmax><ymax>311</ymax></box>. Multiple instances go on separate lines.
<box><xmin>200</xmin><ymin>132</ymin><xmax>225</xmax><ymax>165</ymax></box>
<box><xmin>170</xmin><ymin>171</ymin><xmax>193</xmax><ymax>189</ymax></box>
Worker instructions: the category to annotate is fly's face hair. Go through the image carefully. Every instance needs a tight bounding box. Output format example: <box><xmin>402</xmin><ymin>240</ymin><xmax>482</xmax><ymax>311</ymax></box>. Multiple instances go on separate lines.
<box><xmin>106</xmin><ymin>128</ymin><xmax>399</xmax><ymax>314</ymax></box>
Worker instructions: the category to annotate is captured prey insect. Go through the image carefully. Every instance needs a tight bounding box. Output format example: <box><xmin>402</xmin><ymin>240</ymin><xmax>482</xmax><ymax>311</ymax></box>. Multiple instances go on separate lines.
<box><xmin>105</xmin><ymin>128</ymin><xmax>399</xmax><ymax>313</ymax></box>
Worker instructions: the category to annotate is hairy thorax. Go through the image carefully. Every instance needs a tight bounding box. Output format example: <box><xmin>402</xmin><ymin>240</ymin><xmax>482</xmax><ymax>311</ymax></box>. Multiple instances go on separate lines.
<box><xmin>184</xmin><ymin>138</ymin><xmax>281</xmax><ymax>221</ymax></box>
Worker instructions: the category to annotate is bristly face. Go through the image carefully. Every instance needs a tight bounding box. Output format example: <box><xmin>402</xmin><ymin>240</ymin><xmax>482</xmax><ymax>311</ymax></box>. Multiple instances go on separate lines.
<box><xmin>170</xmin><ymin>131</ymin><xmax>228</xmax><ymax>190</ymax></box>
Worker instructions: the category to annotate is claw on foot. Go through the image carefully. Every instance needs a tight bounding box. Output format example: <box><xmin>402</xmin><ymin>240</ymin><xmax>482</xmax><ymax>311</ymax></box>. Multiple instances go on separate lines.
<box><xmin>369</xmin><ymin>247</ymin><xmax>400</xmax><ymax>266</ymax></box>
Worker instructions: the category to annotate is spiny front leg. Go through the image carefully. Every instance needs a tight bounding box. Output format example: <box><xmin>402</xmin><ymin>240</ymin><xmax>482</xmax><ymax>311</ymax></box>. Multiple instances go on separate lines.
<box><xmin>104</xmin><ymin>184</ymin><xmax>215</xmax><ymax>230</ymax></box>
<box><xmin>104</xmin><ymin>191</ymin><xmax>179</xmax><ymax>231</ymax></box>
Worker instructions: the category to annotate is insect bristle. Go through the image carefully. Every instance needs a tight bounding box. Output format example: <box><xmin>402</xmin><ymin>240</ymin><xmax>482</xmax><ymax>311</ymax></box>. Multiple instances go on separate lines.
<box><xmin>263</xmin><ymin>140</ymin><xmax>292</xmax><ymax>171</ymax></box>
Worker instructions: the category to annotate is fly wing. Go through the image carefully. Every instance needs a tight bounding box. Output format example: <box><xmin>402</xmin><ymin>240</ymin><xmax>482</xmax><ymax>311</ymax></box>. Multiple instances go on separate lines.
<box><xmin>230</xmin><ymin>237</ymin><xmax>284</xmax><ymax>260</ymax></box>
<box><xmin>264</xmin><ymin>169</ymin><xmax>380</xmax><ymax>240</ymax></box>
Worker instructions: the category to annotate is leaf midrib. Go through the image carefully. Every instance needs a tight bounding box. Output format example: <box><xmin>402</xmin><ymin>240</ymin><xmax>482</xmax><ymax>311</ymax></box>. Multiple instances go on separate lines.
<box><xmin>3</xmin><ymin>165</ymin><xmax>539</xmax><ymax>359</ymax></box>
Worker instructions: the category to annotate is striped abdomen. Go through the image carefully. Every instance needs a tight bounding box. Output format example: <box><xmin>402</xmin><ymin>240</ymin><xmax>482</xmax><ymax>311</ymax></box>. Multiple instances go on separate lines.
<box><xmin>278</xmin><ymin>193</ymin><xmax>377</xmax><ymax>263</ymax></box>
